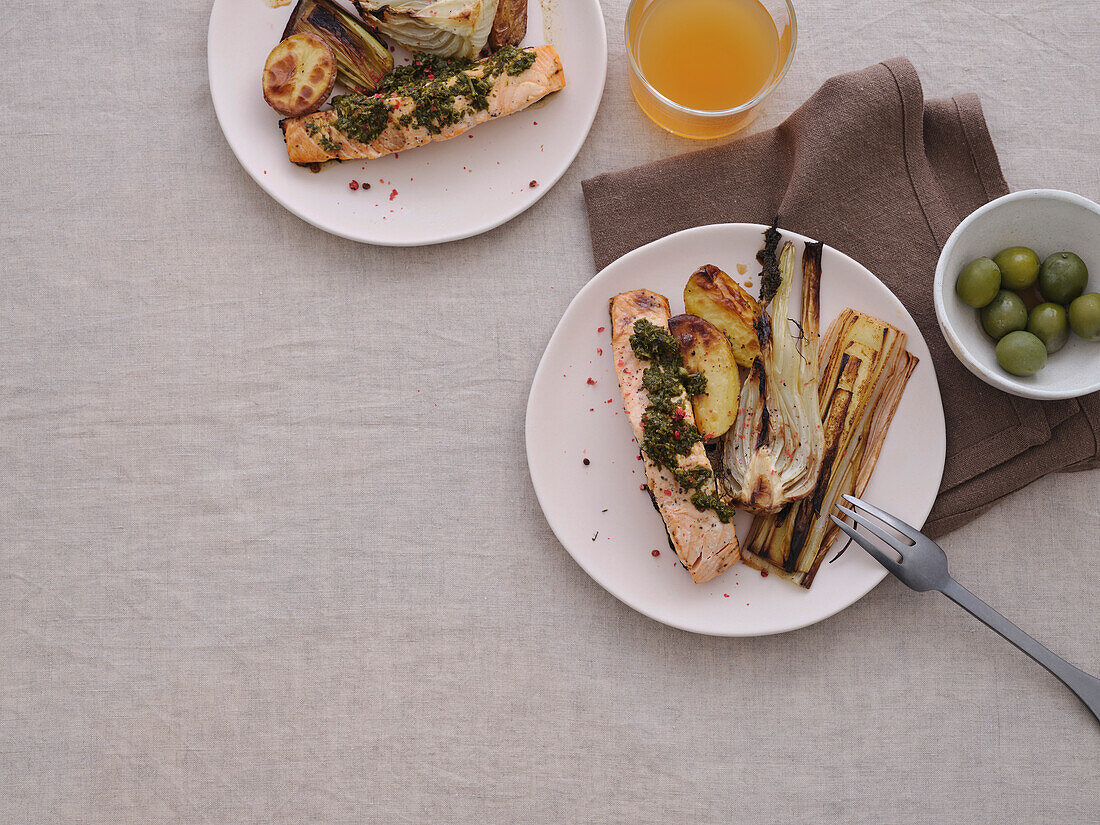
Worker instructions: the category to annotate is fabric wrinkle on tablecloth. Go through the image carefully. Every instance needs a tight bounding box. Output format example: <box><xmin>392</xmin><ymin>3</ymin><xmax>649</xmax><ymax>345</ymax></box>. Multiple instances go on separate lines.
<box><xmin>582</xmin><ymin>57</ymin><xmax>1100</xmax><ymax>537</ymax></box>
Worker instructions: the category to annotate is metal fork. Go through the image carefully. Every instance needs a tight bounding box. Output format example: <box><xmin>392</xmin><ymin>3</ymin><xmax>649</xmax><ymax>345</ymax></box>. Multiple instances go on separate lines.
<box><xmin>831</xmin><ymin>494</ymin><xmax>1100</xmax><ymax>724</ymax></box>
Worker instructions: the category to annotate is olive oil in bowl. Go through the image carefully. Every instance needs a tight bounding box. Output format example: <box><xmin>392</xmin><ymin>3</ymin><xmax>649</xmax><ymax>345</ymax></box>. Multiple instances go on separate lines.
<box><xmin>626</xmin><ymin>0</ymin><xmax>796</xmax><ymax>138</ymax></box>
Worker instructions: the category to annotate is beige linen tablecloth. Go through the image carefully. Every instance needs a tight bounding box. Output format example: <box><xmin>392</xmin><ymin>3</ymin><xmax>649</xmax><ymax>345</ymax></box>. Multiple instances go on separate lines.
<box><xmin>2</xmin><ymin>1</ymin><xmax>1097</xmax><ymax>823</ymax></box>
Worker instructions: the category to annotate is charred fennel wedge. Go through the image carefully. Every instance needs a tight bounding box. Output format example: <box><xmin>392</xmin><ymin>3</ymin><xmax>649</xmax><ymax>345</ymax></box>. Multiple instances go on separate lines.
<box><xmin>355</xmin><ymin>0</ymin><xmax>498</xmax><ymax>60</ymax></box>
<box><xmin>718</xmin><ymin>232</ymin><xmax>825</xmax><ymax>513</ymax></box>
<box><xmin>742</xmin><ymin>309</ymin><xmax>918</xmax><ymax>587</ymax></box>
<box><xmin>283</xmin><ymin>0</ymin><xmax>393</xmax><ymax>92</ymax></box>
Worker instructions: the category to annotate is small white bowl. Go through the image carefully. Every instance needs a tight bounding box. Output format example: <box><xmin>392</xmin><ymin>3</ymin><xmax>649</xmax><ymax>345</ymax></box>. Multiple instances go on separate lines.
<box><xmin>934</xmin><ymin>189</ymin><xmax>1100</xmax><ymax>400</ymax></box>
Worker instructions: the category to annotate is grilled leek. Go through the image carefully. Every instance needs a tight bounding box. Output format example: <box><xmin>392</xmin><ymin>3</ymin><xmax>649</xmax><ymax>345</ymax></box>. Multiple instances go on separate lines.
<box><xmin>283</xmin><ymin>0</ymin><xmax>394</xmax><ymax>92</ymax></box>
<box><xmin>718</xmin><ymin>236</ymin><xmax>825</xmax><ymax>513</ymax></box>
<box><xmin>741</xmin><ymin>308</ymin><xmax>918</xmax><ymax>587</ymax></box>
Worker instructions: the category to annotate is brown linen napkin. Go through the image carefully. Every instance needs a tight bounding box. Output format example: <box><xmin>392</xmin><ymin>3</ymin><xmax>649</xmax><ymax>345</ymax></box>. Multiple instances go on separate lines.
<box><xmin>582</xmin><ymin>58</ymin><xmax>1100</xmax><ymax>537</ymax></box>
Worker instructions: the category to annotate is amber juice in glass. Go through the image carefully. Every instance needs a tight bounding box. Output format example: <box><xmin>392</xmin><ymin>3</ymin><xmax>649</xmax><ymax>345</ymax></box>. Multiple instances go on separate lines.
<box><xmin>626</xmin><ymin>0</ymin><xmax>796</xmax><ymax>139</ymax></box>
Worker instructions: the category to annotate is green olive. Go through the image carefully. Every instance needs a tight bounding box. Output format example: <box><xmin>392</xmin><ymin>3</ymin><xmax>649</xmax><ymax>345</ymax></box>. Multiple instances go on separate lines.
<box><xmin>1068</xmin><ymin>292</ymin><xmax>1100</xmax><ymax>341</ymax></box>
<box><xmin>1026</xmin><ymin>302</ymin><xmax>1069</xmax><ymax>353</ymax></box>
<box><xmin>993</xmin><ymin>246</ymin><xmax>1041</xmax><ymax>290</ymax></box>
<box><xmin>955</xmin><ymin>257</ymin><xmax>1001</xmax><ymax>308</ymax></box>
<box><xmin>1038</xmin><ymin>251</ymin><xmax>1088</xmax><ymax>305</ymax></box>
<box><xmin>980</xmin><ymin>290</ymin><xmax>1028</xmax><ymax>340</ymax></box>
<box><xmin>996</xmin><ymin>331</ymin><xmax>1047</xmax><ymax>376</ymax></box>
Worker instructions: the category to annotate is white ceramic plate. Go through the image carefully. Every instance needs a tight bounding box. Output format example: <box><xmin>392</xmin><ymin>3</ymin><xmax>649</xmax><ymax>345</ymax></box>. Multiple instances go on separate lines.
<box><xmin>207</xmin><ymin>0</ymin><xmax>606</xmax><ymax>246</ymax></box>
<box><xmin>526</xmin><ymin>224</ymin><xmax>946</xmax><ymax>636</ymax></box>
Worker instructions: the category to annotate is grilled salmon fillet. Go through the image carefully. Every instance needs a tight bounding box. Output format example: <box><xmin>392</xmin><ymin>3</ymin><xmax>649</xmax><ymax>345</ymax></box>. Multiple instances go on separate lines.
<box><xmin>282</xmin><ymin>45</ymin><xmax>564</xmax><ymax>163</ymax></box>
<box><xmin>610</xmin><ymin>289</ymin><xmax>740</xmax><ymax>583</ymax></box>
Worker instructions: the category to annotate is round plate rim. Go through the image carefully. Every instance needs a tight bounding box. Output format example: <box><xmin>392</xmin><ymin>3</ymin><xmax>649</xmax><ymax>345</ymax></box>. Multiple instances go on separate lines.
<box><xmin>525</xmin><ymin>222</ymin><xmax>946</xmax><ymax>636</ymax></box>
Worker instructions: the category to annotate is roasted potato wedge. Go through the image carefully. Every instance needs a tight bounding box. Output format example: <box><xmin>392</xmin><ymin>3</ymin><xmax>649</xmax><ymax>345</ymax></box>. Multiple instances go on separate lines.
<box><xmin>488</xmin><ymin>0</ymin><xmax>528</xmax><ymax>50</ymax></box>
<box><xmin>668</xmin><ymin>313</ymin><xmax>741</xmax><ymax>441</ymax></box>
<box><xmin>684</xmin><ymin>264</ymin><xmax>762</xmax><ymax>368</ymax></box>
<box><xmin>263</xmin><ymin>33</ymin><xmax>336</xmax><ymax>117</ymax></box>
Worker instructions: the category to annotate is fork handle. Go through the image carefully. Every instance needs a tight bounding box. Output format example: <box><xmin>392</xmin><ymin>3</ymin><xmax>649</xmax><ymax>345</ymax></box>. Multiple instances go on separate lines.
<box><xmin>940</xmin><ymin>578</ymin><xmax>1100</xmax><ymax>724</ymax></box>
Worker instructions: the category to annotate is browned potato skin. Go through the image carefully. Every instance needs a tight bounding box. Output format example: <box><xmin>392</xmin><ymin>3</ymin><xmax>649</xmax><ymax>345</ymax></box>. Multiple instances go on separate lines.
<box><xmin>488</xmin><ymin>0</ymin><xmax>528</xmax><ymax>49</ymax></box>
<box><xmin>263</xmin><ymin>33</ymin><xmax>336</xmax><ymax>117</ymax></box>
<box><xmin>669</xmin><ymin>314</ymin><xmax>741</xmax><ymax>441</ymax></box>
<box><xmin>683</xmin><ymin>264</ymin><xmax>762</xmax><ymax>368</ymax></box>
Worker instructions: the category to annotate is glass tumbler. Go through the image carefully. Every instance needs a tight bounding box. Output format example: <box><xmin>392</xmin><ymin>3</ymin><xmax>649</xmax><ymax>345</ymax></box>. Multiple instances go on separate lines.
<box><xmin>625</xmin><ymin>0</ymin><xmax>797</xmax><ymax>140</ymax></box>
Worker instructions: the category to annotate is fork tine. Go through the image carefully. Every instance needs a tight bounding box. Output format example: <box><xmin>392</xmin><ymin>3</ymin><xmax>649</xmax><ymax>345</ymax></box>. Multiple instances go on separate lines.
<box><xmin>841</xmin><ymin>494</ymin><xmax>922</xmax><ymax>541</ymax></box>
<box><xmin>836</xmin><ymin>504</ymin><xmax>908</xmax><ymax>555</ymax></box>
<box><xmin>830</xmin><ymin>515</ymin><xmax>906</xmax><ymax>579</ymax></box>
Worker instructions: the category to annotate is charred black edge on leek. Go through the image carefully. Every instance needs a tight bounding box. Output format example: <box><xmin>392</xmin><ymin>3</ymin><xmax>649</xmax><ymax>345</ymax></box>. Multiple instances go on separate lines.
<box><xmin>783</xmin><ymin>352</ymin><xmax>855</xmax><ymax>572</ymax></box>
<box><xmin>746</xmin><ymin>224</ymin><xmax>780</xmax><ymax>453</ymax></box>
<box><xmin>750</xmin><ymin>293</ymin><xmax>773</xmax><ymax>451</ymax></box>
<box><xmin>751</xmin><ymin>358</ymin><xmax>769</xmax><ymax>451</ymax></box>
<box><xmin>802</xmin><ymin>241</ymin><xmax>824</xmax><ymax>286</ymax></box>
<box><xmin>352</xmin><ymin>0</ymin><xmax>385</xmax><ymax>23</ymax></box>
<box><xmin>284</xmin><ymin>0</ymin><xmax>381</xmax><ymax>44</ymax></box>
<box><xmin>747</xmin><ymin>229</ymin><xmax>782</xmax><ymax>453</ymax></box>
<box><xmin>755</xmin><ymin>217</ymin><xmax>782</xmax><ymax>305</ymax></box>
<box><xmin>808</xmin><ymin>352</ymin><xmax>918</xmax><ymax>586</ymax></box>
<box><xmin>801</xmin><ymin>241</ymin><xmax>824</xmax><ymax>336</ymax></box>
<box><xmin>753</xmin><ymin>302</ymin><xmax>772</xmax><ymax>349</ymax></box>
<box><xmin>747</xmin><ymin>236</ymin><xmax>824</xmax><ymax>466</ymax></box>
